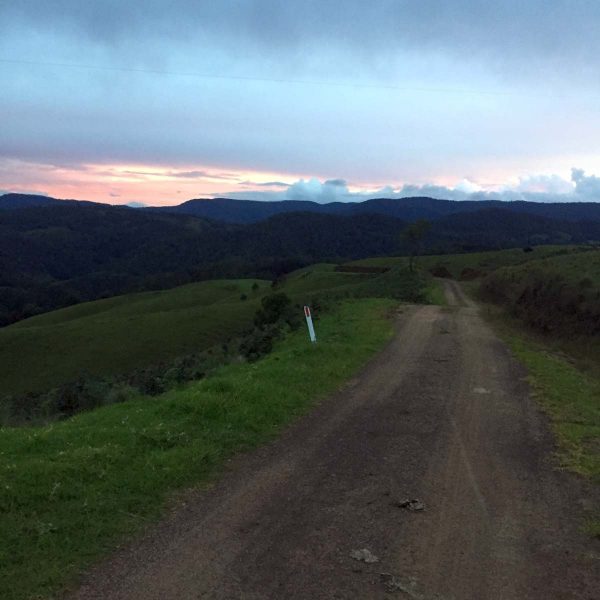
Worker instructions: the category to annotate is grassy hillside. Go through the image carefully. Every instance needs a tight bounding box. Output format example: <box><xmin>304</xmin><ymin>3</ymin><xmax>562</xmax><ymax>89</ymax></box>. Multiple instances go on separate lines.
<box><xmin>480</xmin><ymin>248</ymin><xmax>600</xmax><ymax>340</ymax></box>
<box><xmin>350</xmin><ymin>244</ymin><xmax>587</xmax><ymax>278</ymax></box>
<box><xmin>0</xmin><ymin>279</ymin><xmax>270</xmax><ymax>396</ymax></box>
<box><xmin>277</xmin><ymin>263</ymin><xmax>373</xmax><ymax>296</ymax></box>
<box><xmin>4</xmin><ymin>197</ymin><xmax>600</xmax><ymax>328</ymax></box>
<box><xmin>278</xmin><ymin>263</ymin><xmax>427</xmax><ymax>303</ymax></box>
<box><xmin>483</xmin><ymin>247</ymin><xmax>600</xmax><ymax>288</ymax></box>
<box><xmin>0</xmin><ymin>264</ymin><xmax>425</xmax><ymax>401</ymax></box>
<box><xmin>0</xmin><ymin>298</ymin><xmax>396</xmax><ymax>600</ymax></box>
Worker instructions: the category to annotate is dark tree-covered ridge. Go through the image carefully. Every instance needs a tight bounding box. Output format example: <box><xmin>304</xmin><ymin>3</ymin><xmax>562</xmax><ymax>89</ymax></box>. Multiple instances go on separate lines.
<box><xmin>1</xmin><ymin>197</ymin><xmax>600</xmax><ymax>326</ymax></box>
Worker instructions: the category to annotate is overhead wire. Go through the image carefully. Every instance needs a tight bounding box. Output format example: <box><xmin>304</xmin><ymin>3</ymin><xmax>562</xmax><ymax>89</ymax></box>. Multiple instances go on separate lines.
<box><xmin>0</xmin><ymin>57</ymin><xmax>543</xmax><ymax>97</ymax></box>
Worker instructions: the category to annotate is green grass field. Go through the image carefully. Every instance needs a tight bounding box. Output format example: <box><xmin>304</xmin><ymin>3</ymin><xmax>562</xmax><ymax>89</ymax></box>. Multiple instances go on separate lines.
<box><xmin>0</xmin><ymin>264</ymin><xmax>425</xmax><ymax>399</ymax></box>
<box><xmin>0</xmin><ymin>279</ymin><xmax>270</xmax><ymax>395</ymax></box>
<box><xmin>0</xmin><ymin>298</ymin><xmax>396</xmax><ymax>600</ymax></box>
<box><xmin>349</xmin><ymin>244</ymin><xmax>588</xmax><ymax>278</ymax></box>
<box><xmin>478</xmin><ymin>248</ymin><xmax>600</xmax><ymax>367</ymax></box>
<box><xmin>486</xmin><ymin>246</ymin><xmax>600</xmax><ymax>287</ymax></box>
<box><xmin>277</xmin><ymin>263</ymin><xmax>374</xmax><ymax>297</ymax></box>
<box><xmin>279</xmin><ymin>263</ymin><xmax>428</xmax><ymax>303</ymax></box>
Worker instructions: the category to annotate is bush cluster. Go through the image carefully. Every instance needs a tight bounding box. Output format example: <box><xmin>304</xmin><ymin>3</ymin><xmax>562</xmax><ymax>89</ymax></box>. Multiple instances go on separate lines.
<box><xmin>480</xmin><ymin>268</ymin><xmax>600</xmax><ymax>336</ymax></box>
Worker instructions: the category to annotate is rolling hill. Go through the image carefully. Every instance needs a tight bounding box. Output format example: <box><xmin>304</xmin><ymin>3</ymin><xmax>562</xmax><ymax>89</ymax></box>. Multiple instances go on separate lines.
<box><xmin>349</xmin><ymin>244</ymin><xmax>583</xmax><ymax>276</ymax></box>
<box><xmin>5</xmin><ymin>192</ymin><xmax>600</xmax><ymax>223</ymax></box>
<box><xmin>2</xmin><ymin>195</ymin><xmax>600</xmax><ymax>328</ymax></box>
<box><xmin>0</xmin><ymin>279</ymin><xmax>269</xmax><ymax>396</ymax></box>
<box><xmin>480</xmin><ymin>247</ymin><xmax>600</xmax><ymax>339</ymax></box>
<box><xmin>0</xmin><ymin>193</ymin><xmax>62</xmax><ymax>209</ymax></box>
<box><xmin>154</xmin><ymin>195</ymin><xmax>600</xmax><ymax>224</ymax></box>
<box><xmin>0</xmin><ymin>263</ymin><xmax>424</xmax><ymax>400</ymax></box>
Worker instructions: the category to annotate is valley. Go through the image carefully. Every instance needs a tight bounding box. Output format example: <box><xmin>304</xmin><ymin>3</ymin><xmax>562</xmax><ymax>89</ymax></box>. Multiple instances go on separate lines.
<box><xmin>0</xmin><ymin>195</ymin><xmax>599</xmax><ymax>599</ymax></box>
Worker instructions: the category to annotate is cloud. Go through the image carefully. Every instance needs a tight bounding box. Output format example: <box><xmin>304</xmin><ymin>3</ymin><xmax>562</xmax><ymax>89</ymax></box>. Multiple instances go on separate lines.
<box><xmin>2</xmin><ymin>2</ymin><xmax>600</xmax><ymax>206</ymax></box>
<box><xmin>120</xmin><ymin>168</ymin><xmax>240</xmax><ymax>181</ymax></box>
<box><xmin>2</xmin><ymin>3</ymin><xmax>600</xmax><ymax>190</ymax></box>
<box><xmin>170</xmin><ymin>170</ymin><xmax>240</xmax><ymax>180</ymax></box>
<box><xmin>3</xmin><ymin>2</ymin><xmax>600</xmax><ymax>82</ymax></box>
<box><xmin>394</xmin><ymin>183</ymin><xmax>470</xmax><ymax>201</ymax></box>
<box><xmin>572</xmin><ymin>168</ymin><xmax>600</xmax><ymax>200</ymax></box>
<box><xmin>324</xmin><ymin>178</ymin><xmax>348</xmax><ymax>187</ymax></box>
<box><xmin>218</xmin><ymin>168</ymin><xmax>600</xmax><ymax>204</ymax></box>
<box><xmin>126</xmin><ymin>201</ymin><xmax>147</xmax><ymax>208</ymax></box>
<box><xmin>512</xmin><ymin>174</ymin><xmax>574</xmax><ymax>195</ymax></box>
<box><xmin>285</xmin><ymin>178</ymin><xmax>352</xmax><ymax>203</ymax></box>
<box><xmin>239</xmin><ymin>180</ymin><xmax>289</xmax><ymax>188</ymax></box>
<box><xmin>169</xmin><ymin>170</ymin><xmax>212</xmax><ymax>179</ymax></box>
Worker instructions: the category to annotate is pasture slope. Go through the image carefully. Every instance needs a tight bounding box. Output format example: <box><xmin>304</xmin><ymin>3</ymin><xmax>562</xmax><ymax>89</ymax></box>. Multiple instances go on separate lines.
<box><xmin>481</xmin><ymin>247</ymin><xmax>600</xmax><ymax>340</ymax></box>
<box><xmin>0</xmin><ymin>264</ymin><xmax>425</xmax><ymax>398</ymax></box>
<box><xmin>350</xmin><ymin>243</ymin><xmax>587</xmax><ymax>277</ymax></box>
<box><xmin>0</xmin><ymin>279</ymin><xmax>269</xmax><ymax>396</ymax></box>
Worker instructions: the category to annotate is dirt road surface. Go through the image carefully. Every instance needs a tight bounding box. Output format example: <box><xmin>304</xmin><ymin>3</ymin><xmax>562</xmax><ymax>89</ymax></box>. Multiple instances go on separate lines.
<box><xmin>70</xmin><ymin>281</ymin><xmax>599</xmax><ymax>599</ymax></box>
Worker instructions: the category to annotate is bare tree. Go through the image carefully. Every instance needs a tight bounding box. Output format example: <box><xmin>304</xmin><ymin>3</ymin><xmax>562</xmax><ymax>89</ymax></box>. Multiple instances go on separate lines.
<box><xmin>401</xmin><ymin>219</ymin><xmax>431</xmax><ymax>272</ymax></box>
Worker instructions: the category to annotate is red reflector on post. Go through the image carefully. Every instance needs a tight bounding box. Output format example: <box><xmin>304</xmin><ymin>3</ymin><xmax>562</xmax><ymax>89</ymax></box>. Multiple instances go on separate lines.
<box><xmin>303</xmin><ymin>305</ymin><xmax>317</xmax><ymax>343</ymax></box>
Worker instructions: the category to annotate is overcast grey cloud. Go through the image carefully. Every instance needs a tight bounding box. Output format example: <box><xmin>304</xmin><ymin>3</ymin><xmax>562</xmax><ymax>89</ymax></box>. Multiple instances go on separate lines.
<box><xmin>1</xmin><ymin>1</ymin><xmax>600</xmax><ymax>204</ymax></box>
<box><xmin>3</xmin><ymin>2</ymin><xmax>600</xmax><ymax>77</ymax></box>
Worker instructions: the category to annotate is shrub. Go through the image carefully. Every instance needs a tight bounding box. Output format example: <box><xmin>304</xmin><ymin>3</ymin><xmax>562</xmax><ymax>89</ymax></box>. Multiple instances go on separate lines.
<box><xmin>254</xmin><ymin>293</ymin><xmax>292</xmax><ymax>328</ymax></box>
<box><xmin>239</xmin><ymin>324</ymin><xmax>282</xmax><ymax>362</ymax></box>
<box><xmin>429</xmin><ymin>265</ymin><xmax>452</xmax><ymax>278</ymax></box>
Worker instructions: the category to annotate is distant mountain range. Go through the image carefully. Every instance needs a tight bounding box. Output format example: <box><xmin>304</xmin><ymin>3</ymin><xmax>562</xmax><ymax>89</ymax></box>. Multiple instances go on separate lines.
<box><xmin>0</xmin><ymin>193</ymin><xmax>97</xmax><ymax>210</ymax></box>
<box><xmin>3</xmin><ymin>192</ymin><xmax>600</xmax><ymax>223</ymax></box>
<box><xmin>1</xmin><ymin>192</ymin><xmax>600</xmax><ymax>326</ymax></box>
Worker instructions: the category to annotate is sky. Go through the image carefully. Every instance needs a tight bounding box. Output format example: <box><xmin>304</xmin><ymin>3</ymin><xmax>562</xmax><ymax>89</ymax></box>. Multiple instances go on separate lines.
<box><xmin>1</xmin><ymin>1</ymin><xmax>600</xmax><ymax>205</ymax></box>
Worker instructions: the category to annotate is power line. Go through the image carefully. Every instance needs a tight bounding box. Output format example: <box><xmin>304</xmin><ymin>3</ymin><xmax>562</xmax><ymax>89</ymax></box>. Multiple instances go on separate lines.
<box><xmin>0</xmin><ymin>57</ymin><xmax>526</xmax><ymax>97</ymax></box>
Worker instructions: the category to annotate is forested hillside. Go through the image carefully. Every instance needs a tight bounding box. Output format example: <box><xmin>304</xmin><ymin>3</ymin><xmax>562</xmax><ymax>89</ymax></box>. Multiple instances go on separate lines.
<box><xmin>155</xmin><ymin>195</ymin><xmax>600</xmax><ymax>224</ymax></box>
<box><xmin>1</xmin><ymin>197</ymin><xmax>600</xmax><ymax>326</ymax></box>
<box><xmin>5</xmin><ymin>192</ymin><xmax>600</xmax><ymax>223</ymax></box>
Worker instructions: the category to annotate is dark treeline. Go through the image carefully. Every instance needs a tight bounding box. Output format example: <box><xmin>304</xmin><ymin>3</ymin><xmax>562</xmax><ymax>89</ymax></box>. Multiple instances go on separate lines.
<box><xmin>6</xmin><ymin>192</ymin><xmax>600</xmax><ymax>223</ymax></box>
<box><xmin>2</xmin><ymin>200</ymin><xmax>600</xmax><ymax>326</ymax></box>
<box><xmin>152</xmin><ymin>195</ymin><xmax>600</xmax><ymax>224</ymax></box>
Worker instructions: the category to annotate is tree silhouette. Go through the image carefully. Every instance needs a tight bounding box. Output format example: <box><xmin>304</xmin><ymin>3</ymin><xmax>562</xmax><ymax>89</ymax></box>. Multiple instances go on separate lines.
<box><xmin>401</xmin><ymin>219</ymin><xmax>431</xmax><ymax>272</ymax></box>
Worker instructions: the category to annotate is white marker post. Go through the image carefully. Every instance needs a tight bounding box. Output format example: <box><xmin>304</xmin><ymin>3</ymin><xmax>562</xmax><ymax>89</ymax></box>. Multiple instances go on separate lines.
<box><xmin>304</xmin><ymin>305</ymin><xmax>317</xmax><ymax>343</ymax></box>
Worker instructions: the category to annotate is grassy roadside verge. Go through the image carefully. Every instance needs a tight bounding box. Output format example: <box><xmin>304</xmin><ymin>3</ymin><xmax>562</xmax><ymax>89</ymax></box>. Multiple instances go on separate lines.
<box><xmin>475</xmin><ymin>299</ymin><xmax>600</xmax><ymax>536</ymax></box>
<box><xmin>424</xmin><ymin>278</ymin><xmax>447</xmax><ymax>306</ymax></box>
<box><xmin>0</xmin><ymin>298</ymin><xmax>396</xmax><ymax>600</ymax></box>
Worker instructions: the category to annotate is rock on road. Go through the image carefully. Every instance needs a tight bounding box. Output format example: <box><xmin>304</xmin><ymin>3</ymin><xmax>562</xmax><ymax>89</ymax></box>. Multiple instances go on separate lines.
<box><xmin>70</xmin><ymin>281</ymin><xmax>599</xmax><ymax>599</ymax></box>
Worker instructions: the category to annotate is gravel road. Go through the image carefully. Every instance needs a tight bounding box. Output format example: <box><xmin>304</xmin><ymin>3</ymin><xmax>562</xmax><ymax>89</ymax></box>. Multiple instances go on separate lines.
<box><xmin>70</xmin><ymin>281</ymin><xmax>599</xmax><ymax>599</ymax></box>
